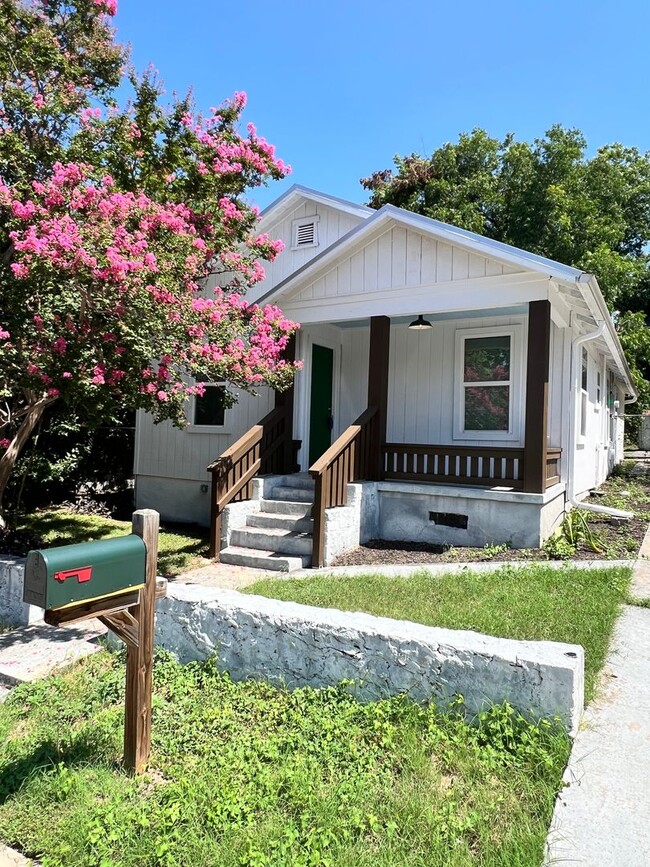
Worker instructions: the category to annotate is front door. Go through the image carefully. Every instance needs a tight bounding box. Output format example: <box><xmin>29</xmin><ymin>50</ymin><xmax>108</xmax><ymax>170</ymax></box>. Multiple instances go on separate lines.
<box><xmin>309</xmin><ymin>344</ymin><xmax>334</xmax><ymax>465</ymax></box>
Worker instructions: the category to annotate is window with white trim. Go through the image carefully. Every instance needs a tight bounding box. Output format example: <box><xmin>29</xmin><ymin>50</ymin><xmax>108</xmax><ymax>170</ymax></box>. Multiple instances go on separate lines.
<box><xmin>193</xmin><ymin>381</ymin><xmax>227</xmax><ymax>427</ymax></box>
<box><xmin>580</xmin><ymin>348</ymin><xmax>588</xmax><ymax>439</ymax></box>
<box><xmin>292</xmin><ymin>215</ymin><xmax>320</xmax><ymax>249</ymax></box>
<box><xmin>454</xmin><ymin>326</ymin><xmax>522</xmax><ymax>440</ymax></box>
<box><xmin>608</xmin><ymin>370</ymin><xmax>617</xmax><ymax>442</ymax></box>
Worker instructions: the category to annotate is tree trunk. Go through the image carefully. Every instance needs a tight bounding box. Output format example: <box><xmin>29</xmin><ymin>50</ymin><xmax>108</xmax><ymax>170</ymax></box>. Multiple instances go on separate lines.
<box><xmin>0</xmin><ymin>397</ymin><xmax>56</xmax><ymax>528</ymax></box>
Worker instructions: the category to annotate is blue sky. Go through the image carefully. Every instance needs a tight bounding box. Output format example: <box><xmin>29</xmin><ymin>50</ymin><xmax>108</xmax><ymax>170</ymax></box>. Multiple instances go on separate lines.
<box><xmin>114</xmin><ymin>0</ymin><xmax>650</xmax><ymax>210</ymax></box>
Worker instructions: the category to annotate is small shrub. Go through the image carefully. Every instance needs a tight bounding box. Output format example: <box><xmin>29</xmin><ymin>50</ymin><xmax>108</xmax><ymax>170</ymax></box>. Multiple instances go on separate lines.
<box><xmin>543</xmin><ymin>533</ymin><xmax>576</xmax><ymax>560</ymax></box>
<box><xmin>481</xmin><ymin>542</ymin><xmax>510</xmax><ymax>560</ymax></box>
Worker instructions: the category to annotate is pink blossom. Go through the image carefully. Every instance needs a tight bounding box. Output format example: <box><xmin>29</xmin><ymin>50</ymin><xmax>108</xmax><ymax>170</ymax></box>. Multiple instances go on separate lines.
<box><xmin>0</xmin><ymin>439</ymin><xmax>11</xmax><ymax>450</ymax></box>
<box><xmin>0</xmin><ymin>328</ymin><xmax>10</xmax><ymax>340</ymax></box>
<box><xmin>93</xmin><ymin>0</ymin><xmax>118</xmax><ymax>14</ymax></box>
<box><xmin>52</xmin><ymin>337</ymin><xmax>67</xmax><ymax>355</ymax></box>
<box><xmin>156</xmin><ymin>390</ymin><xmax>168</xmax><ymax>401</ymax></box>
<box><xmin>47</xmin><ymin>388</ymin><xmax>60</xmax><ymax>397</ymax></box>
<box><xmin>62</xmin><ymin>372</ymin><xmax>72</xmax><ymax>378</ymax></box>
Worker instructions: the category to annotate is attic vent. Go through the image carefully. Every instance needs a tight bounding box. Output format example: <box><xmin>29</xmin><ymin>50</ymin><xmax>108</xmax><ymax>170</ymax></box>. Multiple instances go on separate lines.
<box><xmin>292</xmin><ymin>214</ymin><xmax>320</xmax><ymax>249</ymax></box>
<box><xmin>297</xmin><ymin>222</ymin><xmax>315</xmax><ymax>246</ymax></box>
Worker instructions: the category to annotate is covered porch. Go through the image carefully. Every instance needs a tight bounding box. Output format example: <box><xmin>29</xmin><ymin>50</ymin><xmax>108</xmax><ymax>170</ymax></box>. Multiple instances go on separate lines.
<box><xmin>208</xmin><ymin>300</ymin><xmax>563</xmax><ymax>567</ymax></box>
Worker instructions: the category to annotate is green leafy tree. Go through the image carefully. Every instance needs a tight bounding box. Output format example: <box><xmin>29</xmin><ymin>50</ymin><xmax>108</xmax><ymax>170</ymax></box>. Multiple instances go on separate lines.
<box><xmin>362</xmin><ymin>127</ymin><xmax>650</xmax><ymax>407</ymax></box>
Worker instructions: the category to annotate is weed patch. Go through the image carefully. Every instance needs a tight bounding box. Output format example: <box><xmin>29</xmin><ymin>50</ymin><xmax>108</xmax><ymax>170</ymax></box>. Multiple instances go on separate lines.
<box><xmin>0</xmin><ymin>651</ymin><xmax>570</xmax><ymax>867</ymax></box>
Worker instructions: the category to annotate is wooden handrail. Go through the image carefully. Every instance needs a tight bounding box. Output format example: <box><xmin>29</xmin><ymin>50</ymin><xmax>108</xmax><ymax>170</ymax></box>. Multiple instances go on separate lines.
<box><xmin>207</xmin><ymin>404</ymin><xmax>290</xmax><ymax>558</ymax></box>
<box><xmin>309</xmin><ymin>406</ymin><xmax>378</xmax><ymax>568</ymax></box>
<box><xmin>207</xmin><ymin>406</ymin><xmax>284</xmax><ymax>471</ymax></box>
<box><xmin>309</xmin><ymin>406</ymin><xmax>378</xmax><ymax>475</ymax></box>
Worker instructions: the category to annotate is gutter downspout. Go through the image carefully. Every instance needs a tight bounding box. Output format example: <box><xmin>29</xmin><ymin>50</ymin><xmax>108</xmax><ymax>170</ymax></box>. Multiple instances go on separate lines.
<box><xmin>568</xmin><ymin>321</ymin><xmax>633</xmax><ymax>520</ymax></box>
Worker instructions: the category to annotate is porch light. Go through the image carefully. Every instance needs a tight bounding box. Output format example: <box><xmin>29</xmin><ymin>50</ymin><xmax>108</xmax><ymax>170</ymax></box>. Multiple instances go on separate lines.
<box><xmin>408</xmin><ymin>314</ymin><xmax>432</xmax><ymax>331</ymax></box>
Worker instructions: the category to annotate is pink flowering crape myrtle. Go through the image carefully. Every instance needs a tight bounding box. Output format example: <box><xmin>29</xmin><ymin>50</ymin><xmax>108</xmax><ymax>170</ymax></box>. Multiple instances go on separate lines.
<box><xmin>0</xmin><ymin>1</ymin><xmax>299</xmax><ymax>522</ymax></box>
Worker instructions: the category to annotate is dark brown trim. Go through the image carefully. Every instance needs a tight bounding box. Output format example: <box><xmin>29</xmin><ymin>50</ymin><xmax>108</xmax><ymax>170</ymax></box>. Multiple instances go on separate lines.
<box><xmin>523</xmin><ymin>300</ymin><xmax>551</xmax><ymax>493</ymax></box>
<box><xmin>367</xmin><ymin>316</ymin><xmax>390</xmax><ymax>480</ymax></box>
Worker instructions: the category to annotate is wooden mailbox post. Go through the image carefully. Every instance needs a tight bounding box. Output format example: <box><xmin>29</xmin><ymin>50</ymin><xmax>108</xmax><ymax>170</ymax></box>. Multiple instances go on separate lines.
<box><xmin>27</xmin><ymin>509</ymin><xmax>165</xmax><ymax>774</ymax></box>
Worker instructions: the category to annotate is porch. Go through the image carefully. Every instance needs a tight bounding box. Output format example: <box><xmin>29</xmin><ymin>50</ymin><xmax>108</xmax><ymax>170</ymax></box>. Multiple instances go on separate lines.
<box><xmin>207</xmin><ymin>301</ymin><xmax>563</xmax><ymax>568</ymax></box>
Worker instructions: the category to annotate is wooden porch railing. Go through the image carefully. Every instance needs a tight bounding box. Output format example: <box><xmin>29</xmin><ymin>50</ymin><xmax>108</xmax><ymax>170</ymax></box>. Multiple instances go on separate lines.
<box><xmin>207</xmin><ymin>405</ymin><xmax>292</xmax><ymax>558</ymax></box>
<box><xmin>309</xmin><ymin>406</ymin><xmax>378</xmax><ymax>567</ymax></box>
<box><xmin>382</xmin><ymin>443</ymin><xmax>526</xmax><ymax>489</ymax></box>
<box><xmin>545</xmin><ymin>447</ymin><xmax>561</xmax><ymax>488</ymax></box>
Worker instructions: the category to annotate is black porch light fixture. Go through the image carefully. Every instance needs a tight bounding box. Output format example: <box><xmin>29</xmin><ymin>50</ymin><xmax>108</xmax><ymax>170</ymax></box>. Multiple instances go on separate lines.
<box><xmin>408</xmin><ymin>314</ymin><xmax>432</xmax><ymax>331</ymax></box>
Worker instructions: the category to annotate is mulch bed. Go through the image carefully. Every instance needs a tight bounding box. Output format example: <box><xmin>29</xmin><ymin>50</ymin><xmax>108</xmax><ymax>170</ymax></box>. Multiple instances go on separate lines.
<box><xmin>332</xmin><ymin>459</ymin><xmax>650</xmax><ymax>567</ymax></box>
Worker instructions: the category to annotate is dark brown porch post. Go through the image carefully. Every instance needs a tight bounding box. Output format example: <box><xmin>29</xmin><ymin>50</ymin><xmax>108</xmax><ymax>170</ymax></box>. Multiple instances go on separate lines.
<box><xmin>367</xmin><ymin>316</ymin><xmax>390</xmax><ymax>480</ymax></box>
<box><xmin>274</xmin><ymin>333</ymin><xmax>296</xmax><ymax>473</ymax></box>
<box><xmin>523</xmin><ymin>300</ymin><xmax>551</xmax><ymax>493</ymax></box>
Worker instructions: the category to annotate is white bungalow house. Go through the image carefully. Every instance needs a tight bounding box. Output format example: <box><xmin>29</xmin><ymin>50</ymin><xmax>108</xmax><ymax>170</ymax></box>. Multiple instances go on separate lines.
<box><xmin>133</xmin><ymin>185</ymin><xmax>636</xmax><ymax>569</ymax></box>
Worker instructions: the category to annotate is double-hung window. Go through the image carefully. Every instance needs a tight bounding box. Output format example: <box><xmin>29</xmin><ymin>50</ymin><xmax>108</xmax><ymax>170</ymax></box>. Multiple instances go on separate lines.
<box><xmin>454</xmin><ymin>326</ymin><xmax>522</xmax><ymax>440</ymax></box>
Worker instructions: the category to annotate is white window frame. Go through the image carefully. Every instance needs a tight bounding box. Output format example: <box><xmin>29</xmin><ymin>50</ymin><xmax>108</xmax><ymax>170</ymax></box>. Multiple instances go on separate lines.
<box><xmin>453</xmin><ymin>324</ymin><xmax>524</xmax><ymax>442</ymax></box>
<box><xmin>291</xmin><ymin>214</ymin><xmax>320</xmax><ymax>250</ymax></box>
<box><xmin>186</xmin><ymin>381</ymin><xmax>232</xmax><ymax>434</ymax></box>
<box><xmin>578</xmin><ymin>348</ymin><xmax>589</xmax><ymax>442</ymax></box>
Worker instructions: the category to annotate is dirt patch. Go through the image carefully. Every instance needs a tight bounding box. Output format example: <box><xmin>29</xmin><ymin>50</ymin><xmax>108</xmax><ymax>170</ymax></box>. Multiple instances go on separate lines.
<box><xmin>333</xmin><ymin>459</ymin><xmax>650</xmax><ymax>567</ymax></box>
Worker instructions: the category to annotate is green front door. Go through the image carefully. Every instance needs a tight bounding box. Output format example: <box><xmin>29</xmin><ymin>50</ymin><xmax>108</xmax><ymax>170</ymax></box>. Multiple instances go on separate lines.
<box><xmin>309</xmin><ymin>344</ymin><xmax>334</xmax><ymax>465</ymax></box>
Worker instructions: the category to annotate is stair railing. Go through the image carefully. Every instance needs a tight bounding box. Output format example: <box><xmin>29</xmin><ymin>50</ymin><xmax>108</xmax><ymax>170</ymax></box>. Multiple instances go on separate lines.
<box><xmin>207</xmin><ymin>405</ymin><xmax>290</xmax><ymax>558</ymax></box>
<box><xmin>309</xmin><ymin>406</ymin><xmax>378</xmax><ymax>568</ymax></box>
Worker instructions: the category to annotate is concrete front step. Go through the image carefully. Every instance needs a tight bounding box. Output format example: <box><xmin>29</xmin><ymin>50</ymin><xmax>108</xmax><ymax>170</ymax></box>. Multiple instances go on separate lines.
<box><xmin>260</xmin><ymin>499</ymin><xmax>313</xmax><ymax>517</ymax></box>
<box><xmin>220</xmin><ymin>546</ymin><xmax>310</xmax><ymax>572</ymax></box>
<box><xmin>271</xmin><ymin>486</ymin><xmax>314</xmax><ymax>504</ymax></box>
<box><xmin>248</xmin><ymin>512</ymin><xmax>314</xmax><ymax>533</ymax></box>
<box><xmin>268</xmin><ymin>473</ymin><xmax>315</xmax><ymax>491</ymax></box>
<box><xmin>231</xmin><ymin>526</ymin><xmax>313</xmax><ymax>557</ymax></box>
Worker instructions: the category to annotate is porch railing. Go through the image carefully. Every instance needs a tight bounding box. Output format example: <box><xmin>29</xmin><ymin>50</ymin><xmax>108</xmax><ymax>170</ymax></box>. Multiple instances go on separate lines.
<box><xmin>545</xmin><ymin>448</ymin><xmax>561</xmax><ymax>488</ymax></box>
<box><xmin>382</xmin><ymin>443</ymin><xmax>526</xmax><ymax>489</ymax></box>
<box><xmin>207</xmin><ymin>405</ymin><xmax>291</xmax><ymax>558</ymax></box>
<box><xmin>309</xmin><ymin>406</ymin><xmax>378</xmax><ymax>567</ymax></box>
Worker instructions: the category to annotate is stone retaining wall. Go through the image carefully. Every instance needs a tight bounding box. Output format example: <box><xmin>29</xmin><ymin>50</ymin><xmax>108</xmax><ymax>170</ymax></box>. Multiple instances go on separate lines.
<box><xmin>0</xmin><ymin>557</ymin><xmax>42</xmax><ymax>627</ymax></box>
<box><xmin>155</xmin><ymin>584</ymin><xmax>584</xmax><ymax>733</ymax></box>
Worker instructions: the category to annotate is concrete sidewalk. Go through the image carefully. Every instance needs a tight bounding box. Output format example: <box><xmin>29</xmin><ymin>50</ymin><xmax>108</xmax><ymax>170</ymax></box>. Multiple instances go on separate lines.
<box><xmin>545</xmin><ymin>603</ymin><xmax>650</xmax><ymax>866</ymax></box>
<box><xmin>545</xmin><ymin>528</ymin><xmax>650</xmax><ymax>866</ymax></box>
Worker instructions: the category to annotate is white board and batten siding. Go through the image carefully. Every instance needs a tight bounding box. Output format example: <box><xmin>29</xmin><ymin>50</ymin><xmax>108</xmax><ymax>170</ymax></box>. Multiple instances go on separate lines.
<box><xmin>282</xmin><ymin>226</ymin><xmax>529</xmax><ymax>322</ymax></box>
<box><xmin>247</xmin><ymin>201</ymin><xmax>366</xmax><ymax>305</ymax></box>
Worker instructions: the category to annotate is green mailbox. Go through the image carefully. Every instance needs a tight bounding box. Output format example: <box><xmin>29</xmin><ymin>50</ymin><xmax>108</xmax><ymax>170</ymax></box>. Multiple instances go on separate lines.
<box><xmin>24</xmin><ymin>534</ymin><xmax>147</xmax><ymax>611</ymax></box>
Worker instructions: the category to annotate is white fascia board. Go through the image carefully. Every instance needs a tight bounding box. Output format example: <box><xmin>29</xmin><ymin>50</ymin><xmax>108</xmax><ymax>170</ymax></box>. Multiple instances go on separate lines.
<box><xmin>574</xmin><ymin>273</ymin><xmax>636</xmax><ymax>396</ymax></box>
<box><xmin>261</xmin><ymin>204</ymin><xmax>588</xmax><ymax>307</ymax></box>
<box><xmin>380</xmin><ymin>206</ymin><xmax>585</xmax><ymax>283</ymax></box>
<box><xmin>257</xmin><ymin>184</ymin><xmax>373</xmax><ymax>228</ymax></box>
<box><xmin>282</xmin><ymin>273</ymin><xmax>550</xmax><ymax>325</ymax></box>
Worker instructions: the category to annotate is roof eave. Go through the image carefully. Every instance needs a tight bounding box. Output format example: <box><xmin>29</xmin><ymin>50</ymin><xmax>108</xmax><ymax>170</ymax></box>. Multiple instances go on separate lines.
<box><xmin>258</xmin><ymin>184</ymin><xmax>373</xmax><ymax>227</ymax></box>
<box><xmin>575</xmin><ymin>273</ymin><xmax>637</xmax><ymax>397</ymax></box>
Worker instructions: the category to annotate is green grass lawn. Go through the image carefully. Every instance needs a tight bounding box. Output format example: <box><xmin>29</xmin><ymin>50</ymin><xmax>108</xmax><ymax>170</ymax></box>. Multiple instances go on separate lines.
<box><xmin>245</xmin><ymin>564</ymin><xmax>631</xmax><ymax>702</ymax></box>
<box><xmin>0</xmin><ymin>650</ymin><xmax>570</xmax><ymax>867</ymax></box>
<box><xmin>10</xmin><ymin>509</ymin><xmax>209</xmax><ymax>577</ymax></box>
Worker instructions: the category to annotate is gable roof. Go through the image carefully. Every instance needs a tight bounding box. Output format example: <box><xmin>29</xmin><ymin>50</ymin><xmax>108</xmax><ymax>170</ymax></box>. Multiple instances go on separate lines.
<box><xmin>257</xmin><ymin>184</ymin><xmax>373</xmax><ymax>227</ymax></box>
<box><xmin>255</xmin><ymin>193</ymin><xmax>635</xmax><ymax>396</ymax></box>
